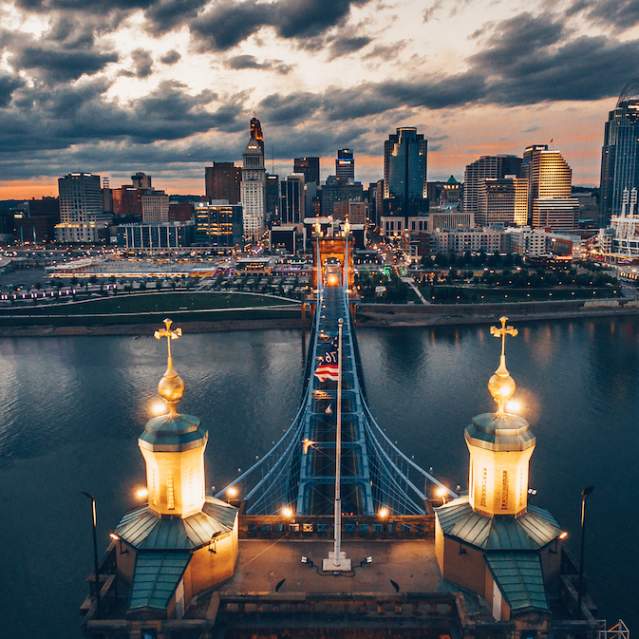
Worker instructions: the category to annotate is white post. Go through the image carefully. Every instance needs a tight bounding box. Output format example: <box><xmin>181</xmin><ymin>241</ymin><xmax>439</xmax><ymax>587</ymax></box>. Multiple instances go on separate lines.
<box><xmin>334</xmin><ymin>317</ymin><xmax>343</xmax><ymax>561</ymax></box>
<box><xmin>323</xmin><ymin>317</ymin><xmax>351</xmax><ymax>571</ymax></box>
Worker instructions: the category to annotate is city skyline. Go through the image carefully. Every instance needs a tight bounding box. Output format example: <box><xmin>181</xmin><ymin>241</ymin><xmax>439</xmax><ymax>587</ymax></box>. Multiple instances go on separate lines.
<box><xmin>1</xmin><ymin>0</ymin><xmax>639</xmax><ymax>198</ymax></box>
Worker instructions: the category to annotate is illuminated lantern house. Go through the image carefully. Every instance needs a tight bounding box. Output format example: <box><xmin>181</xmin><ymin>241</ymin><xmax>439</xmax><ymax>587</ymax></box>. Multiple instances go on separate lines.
<box><xmin>112</xmin><ymin>319</ymin><xmax>238</xmax><ymax>619</ymax></box>
<box><xmin>435</xmin><ymin>317</ymin><xmax>564</xmax><ymax>631</ymax></box>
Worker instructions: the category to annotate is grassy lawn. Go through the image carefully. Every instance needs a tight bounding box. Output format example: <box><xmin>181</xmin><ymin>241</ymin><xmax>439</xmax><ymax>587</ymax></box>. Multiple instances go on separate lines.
<box><xmin>0</xmin><ymin>292</ymin><xmax>294</xmax><ymax>316</ymax></box>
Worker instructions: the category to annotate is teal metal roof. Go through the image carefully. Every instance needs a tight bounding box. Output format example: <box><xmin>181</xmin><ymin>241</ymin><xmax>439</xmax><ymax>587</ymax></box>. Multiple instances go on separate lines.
<box><xmin>436</xmin><ymin>497</ymin><xmax>560</xmax><ymax>550</ymax></box>
<box><xmin>465</xmin><ymin>413</ymin><xmax>535</xmax><ymax>452</ymax></box>
<box><xmin>129</xmin><ymin>551</ymin><xmax>190</xmax><ymax>612</ymax></box>
<box><xmin>116</xmin><ymin>497</ymin><xmax>237</xmax><ymax>550</ymax></box>
<box><xmin>139</xmin><ymin>413</ymin><xmax>207</xmax><ymax>452</ymax></box>
<box><xmin>486</xmin><ymin>552</ymin><xmax>548</xmax><ymax>613</ymax></box>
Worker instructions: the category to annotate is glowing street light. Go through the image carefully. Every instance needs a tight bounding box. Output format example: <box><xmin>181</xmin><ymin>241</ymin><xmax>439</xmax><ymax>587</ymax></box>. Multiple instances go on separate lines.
<box><xmin>226</xmin><ymin>486</ymin><xmax>239</xmax><ymax>502</ymax></box>
<box><xmin>148</xmin><ymin>398</ymin><xmax>167</xmax><ymax>417</ymax></box>
<box><xmin>134</xmin><ymin>486</ymin><xmax>148</xmax><ymax>500</ymax></box>
<box><xmin>281</xmin><ymin>505</ymin><xmax>294</xmax><ymax>520</ymax></box>
<box><xmin>377</xmin><ymin>506</ymin><xmax>390</xmax><ymax>520</ymax></box>
<box><xmin>505</xmin><ymin>398</ymin><xmax>523</xmax><ymax>414</ymax></box>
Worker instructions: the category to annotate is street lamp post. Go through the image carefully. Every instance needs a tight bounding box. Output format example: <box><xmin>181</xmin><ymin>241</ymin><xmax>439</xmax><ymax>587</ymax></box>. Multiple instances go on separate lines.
<box><xmin>577</xmin><ymin>485</ymin><xmax>594</xmax><ymax>614</ymax></box>
<box><xmin>81</xmin><ymin>491</ymin><xmax>100</xmax><ymax>610</ymax></box>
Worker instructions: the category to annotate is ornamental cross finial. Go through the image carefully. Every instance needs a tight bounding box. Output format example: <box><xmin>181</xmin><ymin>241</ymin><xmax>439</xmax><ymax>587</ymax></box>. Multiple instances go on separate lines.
<box><xmin>490</xmin><ymin>315</ymin><xmax>518</xmax><ymax>361</ymax></box>
<box><xmin>154</xmin><ymin>318</ymin><xmax>182</xmax><ymax>365</ymax></box>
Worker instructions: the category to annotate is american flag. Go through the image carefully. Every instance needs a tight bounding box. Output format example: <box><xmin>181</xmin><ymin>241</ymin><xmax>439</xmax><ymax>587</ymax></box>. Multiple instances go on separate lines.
<box><xmin>314</xmin><ymin>362</ymin><xmax>339</xmax><ymax>382</ymax></box>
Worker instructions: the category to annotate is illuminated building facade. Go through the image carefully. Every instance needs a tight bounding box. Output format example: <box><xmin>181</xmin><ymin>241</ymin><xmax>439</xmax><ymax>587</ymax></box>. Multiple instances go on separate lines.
<box><xmin>241</xmin><ymin>132</ymin><xmax>266</xmax><ymax>241</ymax></box>
<box><xmin>599</xmin><ymin>83</ymin><xmax>639</xmax><ymax>225</ymax></box>
<box><xmin>55</xmin><ymin>173</ymin><xmax>111</xmax><ymax>243</ymax></box>
<box><xmin>335</xmin><ymin>148</ymin><xmax>354</xmax><ymax>182</ymax></box>
<box><xmin>194</xmin><ymin>202</ymin><xmax>243</xmax><ymax>246</ymax></box>
<box><xmin>250</xmin><ymin>116</ymin><xmax>264</xmax><ymax>153</ymax></box>
<box><xmin>436</xmin><ymin>318</ymin><xmax>564</xmax><ymax>628</ymax></box>
<box><xmin>141</xmin><ymin>191</ymin><xmax>169</xmax><ymax>223</ymax></box>
<box><xmin>463</xmin><ymin>155</ymin><xmax>521</xmax><ymax>216</ymax></box>
<box><xmin>477</xmin><ymin>176</ymin><xmax>529</xmax><ymax>227</ymax></box>
<box><xmin>383</xmin><ymin>126</ymin><xmax>428</xmax><ymax>215</ymax></box>
<box><xmin>116</xmin><ymin>221</ymin><xmax>194</xmax><ymax>249</ymax></box>
<box><xmin>532</xmin><ymin>197</ymin><xmax>579</xmax><ymax>231</ymax></box>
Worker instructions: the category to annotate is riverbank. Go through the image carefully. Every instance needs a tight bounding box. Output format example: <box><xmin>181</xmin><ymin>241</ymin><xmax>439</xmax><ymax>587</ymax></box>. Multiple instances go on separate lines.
<box><xmin>356</xmin><ymin>298</ymin><xmax>639</xmax><ymax>327</ymax></box>
<box><xmin>0</xmin><ymin>298</ymin><xmax>638</xmax><ymax>336</ymax></box>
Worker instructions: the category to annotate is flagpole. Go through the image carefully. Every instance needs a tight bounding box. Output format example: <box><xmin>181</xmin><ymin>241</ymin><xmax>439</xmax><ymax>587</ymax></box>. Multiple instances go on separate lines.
<box><xmin>334</xmin><ymin>317</ymin><xmax>343</xmax><ymax>565</ymax></box>
<box><xmin>323</xmin><ymin>317</ymin><xmax>350</xmax><ymax>571</ymax></box>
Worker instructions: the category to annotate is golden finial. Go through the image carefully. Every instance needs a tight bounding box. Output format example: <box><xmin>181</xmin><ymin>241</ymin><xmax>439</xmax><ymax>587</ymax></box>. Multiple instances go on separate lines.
<box><xmin>154</xmin><ymin>318</ymin><xmax>184</xmax><ymax>416</ymax></box>
<box><xmin>344</xmin><ymin>217</ymin><xmax>351</xmax><ymax>236</ymax></box>
<box><xmin>488</xmin><ymin>316</ymin><xmax>518</xmax><ymax>415</ymax></box>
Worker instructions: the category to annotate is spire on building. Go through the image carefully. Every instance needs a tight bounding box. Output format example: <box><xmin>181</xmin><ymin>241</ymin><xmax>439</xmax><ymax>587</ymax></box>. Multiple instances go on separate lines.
<box><xmin>487</xmin><ymin>316</ymin><xmax>518</xmax><ymax>415</ymax></box>
<box><xmin>154</xmin><ymin>318</ymin><xmax>184</xmax><ymax>416</ymax></box>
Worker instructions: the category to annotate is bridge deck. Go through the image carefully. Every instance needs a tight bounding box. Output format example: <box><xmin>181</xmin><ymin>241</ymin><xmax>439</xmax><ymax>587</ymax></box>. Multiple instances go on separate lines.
<box><xmin>220</xmin><ymin>276</ymin><xmax>455</xmax><ymax>516</ymax></box>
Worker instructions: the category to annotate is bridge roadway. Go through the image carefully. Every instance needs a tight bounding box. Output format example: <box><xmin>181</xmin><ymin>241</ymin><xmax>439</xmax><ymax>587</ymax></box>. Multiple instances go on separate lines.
<box><xmin>219</xmin><ymin>279</ymin><xmax>455</xmax><ymax>516</ymax></box>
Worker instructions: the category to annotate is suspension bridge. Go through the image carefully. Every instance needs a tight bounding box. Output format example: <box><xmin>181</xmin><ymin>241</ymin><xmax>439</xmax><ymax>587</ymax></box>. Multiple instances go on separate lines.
<box><xmin>218</xmin><ymin>229</ymin><xmax>455</xmax><ymax>517</ymax></box>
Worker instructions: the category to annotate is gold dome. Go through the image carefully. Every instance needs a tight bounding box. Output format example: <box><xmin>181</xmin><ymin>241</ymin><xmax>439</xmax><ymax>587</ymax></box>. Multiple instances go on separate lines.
<box><xmin>488</xmin><ymin>366</ymin><xmax>516</xmax><ymax>413</ymax></box>
<box><xmin>158</xmin><ymin>365</ymin><xmax>185</xmax><ymax>408</ymax></box>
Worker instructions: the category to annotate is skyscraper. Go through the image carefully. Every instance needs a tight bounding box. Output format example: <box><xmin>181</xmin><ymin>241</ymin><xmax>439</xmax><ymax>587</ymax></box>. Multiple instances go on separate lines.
<box><xmin>241</xmin><ymin>130</ymin><xmax>266</xmax><ymax>241</ymax></box>
<box><xmin>383</xmin><ymin>127</ymin><xmax>428</xmax><ymax>215</ymax></box>
<box><xmin>525</xmin><ymin>148</ymin><xmax>577</xmax><ymax>231</ymax></box>
<box><xmin>335</xmin><ymin>148</ymin><xmax>354</xmax><ymax>182</ymax></box>
<box><xmin>265</xmin><ymin>173</ymin><xmax>281</xmax><ymax>222</ymax></box>
<box><xmin>281</xmin><ymin>174</ymin><xmax>305</xmax><ymax>224</ymax></box>
<box><xmin>477</xmin><ymin>177</ymin><xmax>528</xmax><ymax>227</ymax></box>
<box><xmin>250</xmin><ymin>117</ymin><xmax>264</xmax><ymax>153</ymax></box>
<box><xmin>599</xmin><ymin>83</ymin><xmax>639</xmax><ymax>225</ymax></box>
<box><xmin>55</xmin><ymin>173</ymin><xmax>110</xmax><ymax>243</ymax></box>
<box><xmin>463</xmin><ymin>155</ymin><xmax>522</xmax><ymax>216</ymax></box>
<box><xmin>293</xmin><ymin>157</ymin><xmax>320</xmax><ymax>185</ymax></box>
<box><xmin>205</xmin><ymin>162</ymin><xmax>241</xmax><ymax>204</ymax></box>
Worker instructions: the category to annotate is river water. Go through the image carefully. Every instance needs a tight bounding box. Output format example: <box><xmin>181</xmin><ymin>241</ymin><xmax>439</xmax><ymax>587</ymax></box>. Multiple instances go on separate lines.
<box><xmin>0</xmin><ymin>318</ymin><xmax>637</xmax><ymax>636</ymax></box>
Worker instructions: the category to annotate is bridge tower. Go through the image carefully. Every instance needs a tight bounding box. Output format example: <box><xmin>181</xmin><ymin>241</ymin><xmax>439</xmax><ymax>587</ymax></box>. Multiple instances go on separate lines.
<box><xmin>312</xmin><ymin>234</ymin><xmax>355</xmax><ymax>290</ymax></box>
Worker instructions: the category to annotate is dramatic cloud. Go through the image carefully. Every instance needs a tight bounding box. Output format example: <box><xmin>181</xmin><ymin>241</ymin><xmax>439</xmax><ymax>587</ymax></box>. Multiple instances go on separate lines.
<box><xmin>12</xmin><ymin>45</ymin><xmax>118</xmax><ymax>82</ymax></box>
<box><xmin>0</xmin><ymin>73</ymin><xmax>24</xmax><ymax>107</ymax></box>
<box><xmin>470</xmin><ymin>13</ymin><xmax>639</xmax><ymax>104</ymax></box>
<box><xmin>0</xmin><ymin>1</ymin><xmax>632</xmax><ymax>189</ymax></box>
<box><xmin>191</xmin><ymin>0</ymin><xmax>373</xmax><ymax>51</ymax></box>
<box><xmin>120</xmin><ymin>49</ymin><xmax>154</xmax><ymax>78</ymax></box>
<box><xmin>328</xmin><ymin>35</ymin><xmax>371</xmax><ymax>58</ymax></box>
<box><xmin>568</xmin><ymin>0</ymin><xmax>639</xmax><ymax>30</ymax></box>
<box><xmin>226</xmin><ymin>55</ymin><xmax>292</xmax><ymax>75</ymax></box>
<box><xmin>0</xmin><ymin>78</ymin><xmax>245</xmax><ymax>159</ymax></box>
<box><xmin>144</xmin><ymin>0</ymin><xmax>207</xmax><ymax>34</ymax></box>
<box><xmin>160</xmin><ymin>49</ymin><xmax>181</xmax><ymax>65</ymax></box>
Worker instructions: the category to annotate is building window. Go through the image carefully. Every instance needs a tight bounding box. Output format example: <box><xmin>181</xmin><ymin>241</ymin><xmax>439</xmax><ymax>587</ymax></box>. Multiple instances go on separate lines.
<box><xmin>167</xmin><ymin>475</ymin><xmax>175</xmax><ymax>510</ymax></box>
<box><xmin>501</xmin><ymin>470</ymin><xmax>509</xmax><ymax>510</ymax></box>
<box><xmin>480</xmin><ymin>467</ymin><xmax>487</xmax><ymax>507</ymax></box>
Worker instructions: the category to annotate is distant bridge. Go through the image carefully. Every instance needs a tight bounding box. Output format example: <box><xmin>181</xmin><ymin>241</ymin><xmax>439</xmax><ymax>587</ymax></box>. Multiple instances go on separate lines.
<box><xmin>218</xmin><ymin>232</ymin><xmax>454</xmax><ymax>516</ymax></box>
